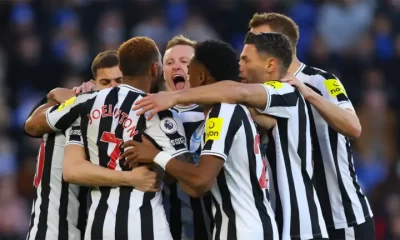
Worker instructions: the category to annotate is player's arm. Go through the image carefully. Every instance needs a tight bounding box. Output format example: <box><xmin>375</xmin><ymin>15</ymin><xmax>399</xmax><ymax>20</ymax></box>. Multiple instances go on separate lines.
<box><xmin>304</xmin><ymin>79</ymin><xmax>361</xmax><ymax>138</ymax></box>
<box><xmin>134</xmin><ymin>81</ymin><xmax>269</xmax><ymax>119</ymax></box>
<box><xmin>24</xmin><ymin>96</ymin><xmax>52</xmax><ymax>138</ymax></box>
<box><xmin>123</xmin><ymin>104</ymin><xmax>241</xmax><ymax>197</ymax></box>
<box><xmin>63</xmin><ymin>121</ymin><xmax>158</xmax><ymax>191</ymax></box>
<box><xmin>25</xmin><ymin>90</ymin><xmax>97</xmax><ymax>137</ymax></box>
<box><xmin>283</xmin><ymin>75</ymin><xmax>361</xmax><ymax>138</ymax></box>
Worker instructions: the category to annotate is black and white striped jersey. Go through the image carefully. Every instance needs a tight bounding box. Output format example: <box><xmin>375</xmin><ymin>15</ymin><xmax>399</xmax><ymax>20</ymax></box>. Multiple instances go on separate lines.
<box><xmin>45</xmin><ymin>84</ymin><xmax>188</xmax><ymax>240</ymax></box>
<box><xmin>25</xmin><ymin>98</ymin><xmax>88</xmax><ymax>240</ymax></box>
<box><xmin>257</xmin><ymin>81</ymin><xmax>328</xmax><ymax>239</ymax></box>
<box><xmin>167</xmin><ymin>104</ymin><xmax>212</xmax><ymax>240</ymax></box>
<box><xmin>295</xmin><ymin>63</ymin><xmax>373</xmax><ymax>229</ymax></box>
<box><xmin>201</xmin><ymin>103</ymin><xmax>278</xmax><ymax>240</ymax></box>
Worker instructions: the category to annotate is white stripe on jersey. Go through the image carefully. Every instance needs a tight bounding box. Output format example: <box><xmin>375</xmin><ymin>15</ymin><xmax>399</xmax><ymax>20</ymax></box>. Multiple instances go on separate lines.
<box><xmin>257</xmin><ymin>82</ymin><xmax>328</xmax><ymax>240</ymax></box>
<box><xmin>27</xmin><ymin>132</ymin><xmax>87</xmax><ymax>240</ymax></box>
<box><xmin>50</xmin><ymin>84</ymin><xmax>188</xmax><ymax>240</ymax></box>
<box><xmin>201</xmin><ymin>103</ymin><xmax>278</xmax><ymax>240</ymax></box>
<box><xmin>296</xmin><ymin>63</ymin><xmax>373</xmax><ymax>229</ymax></box>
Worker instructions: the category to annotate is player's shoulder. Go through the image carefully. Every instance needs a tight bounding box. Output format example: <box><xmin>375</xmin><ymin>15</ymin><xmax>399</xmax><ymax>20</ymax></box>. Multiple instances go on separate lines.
<box><xmin>300</xmin><ymin>65</ymin><xmax>339</xmax><ymax>82</ymax></box>
<box><xmin>262</xmin><ymin>80</ymin><xmax>296</xmax><ymax>92</ymax></box>
<box><xmin>75</xmin><ymin>90</ymin><xmax>99</xmax><ymax>102</ymax></box>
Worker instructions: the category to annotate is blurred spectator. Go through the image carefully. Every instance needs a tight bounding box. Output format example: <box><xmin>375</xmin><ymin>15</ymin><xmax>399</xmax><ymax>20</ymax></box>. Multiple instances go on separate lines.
<box><xmin>317</xmin><ymin>0</ymin><xmax>375</xmax><ymax>52</ymax></box>
<box><xmin>175</xmin><ymin>11</ymin><xmax>219</xmax><ymax>42</ymax></box>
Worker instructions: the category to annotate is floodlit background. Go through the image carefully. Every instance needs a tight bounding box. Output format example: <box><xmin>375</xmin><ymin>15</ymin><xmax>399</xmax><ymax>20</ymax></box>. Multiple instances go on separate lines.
<box><xmin>0</xmin><ymin>0</ymin><xmax>399</xmax><ymax>239</ymax></box>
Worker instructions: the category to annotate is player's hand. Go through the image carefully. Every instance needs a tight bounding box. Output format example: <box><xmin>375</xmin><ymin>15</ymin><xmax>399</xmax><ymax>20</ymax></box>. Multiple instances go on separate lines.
<box><xmin>281</xmin><ymin>74</ymin><xmax>312</xmax><ymax>99</ymax></box>
<box><xmin>47</xmin><ymin>88</ymin><xmax>76</xmax><ymax>104</ymax></box>
<box><xmin>248</xmin><ymin>107</ymin><xmax>277</xmax><ymax>129</ymax></box>
<box><xmin>127</xmin><ymin>166</ymin><xmax>160</xmax><ymax>192</ymax></box>
<box><xmin>72</xmin><ymin>80</ymin><xmax>97</xmax><ymax>94</ymax></box>
<box><xmin>133</xmin><ymin>91</ymin><xmax>177</xmax><ymax>120</ymax></box>
<box><xmin>120</xmin><ymin>135</ymin><xmax>160</xmax><ymax>168</ymax></box>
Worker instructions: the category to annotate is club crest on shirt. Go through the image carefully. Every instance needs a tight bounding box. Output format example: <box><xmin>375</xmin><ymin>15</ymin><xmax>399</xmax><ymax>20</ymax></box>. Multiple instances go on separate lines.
<box><xmin>58</xmin><ymin>96</ymin><xmax>76</xmax><ymax>111</ymax></box>
<box><xmin>160</xmin><ymin>117</ymin><xmax>178</xmax><ymax>134</ymax></box>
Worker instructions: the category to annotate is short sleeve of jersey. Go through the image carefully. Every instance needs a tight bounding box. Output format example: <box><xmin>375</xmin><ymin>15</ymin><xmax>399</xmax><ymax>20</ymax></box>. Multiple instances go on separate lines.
<box><xmin>65</xmin><ymin>118</ymin><xmax>83</xmax><ymax>146</ymax></box>
<box><xmin>318</xmin><ymin>77</ymin><xmax>354</xmax><ymax>110</ymax></box>
<box><xmin>201</xmin><ymin>103</ymin><xmax>242</xmax><ymax>161</ymax></box>
<box><xmin>144</xmin><ymin>110</ymin><xmax>188</xmax><ymax>158</ymax></box>
<box><xmin>46</xmin><ymin>91</ymin><xmax>97</xmax><ymax>131</ymax></box>
<box><xmin>256</xmin><ymin>81</ymin><xmax>299</xmax><ymax>118</ymax></box>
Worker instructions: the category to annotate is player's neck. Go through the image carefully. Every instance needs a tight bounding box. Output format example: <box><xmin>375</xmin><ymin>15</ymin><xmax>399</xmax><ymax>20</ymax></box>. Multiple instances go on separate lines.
<box><xmin>287</xmin><ymin>55</ymin><xmax>302</xmax><ymax>75</ymax></box>
<box><xmin>122</xmin><ymin>76</ymin><xmax>151</xmax><ymax>93</ymax></box>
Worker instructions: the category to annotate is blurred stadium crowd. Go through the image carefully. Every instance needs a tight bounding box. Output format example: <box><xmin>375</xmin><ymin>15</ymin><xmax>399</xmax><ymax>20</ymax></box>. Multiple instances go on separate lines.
<box><xmin>0</xmin><ymin>0</ymin><xmax>399</xmax><ymax>239</ymax></box>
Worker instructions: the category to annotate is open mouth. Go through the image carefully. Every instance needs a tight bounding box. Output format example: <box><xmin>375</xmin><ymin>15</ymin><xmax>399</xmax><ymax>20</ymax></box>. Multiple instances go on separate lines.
<box><xmin>173</xmin><ymin>74</ymin><xmax>186</xmax><ymax>90</ymax></box>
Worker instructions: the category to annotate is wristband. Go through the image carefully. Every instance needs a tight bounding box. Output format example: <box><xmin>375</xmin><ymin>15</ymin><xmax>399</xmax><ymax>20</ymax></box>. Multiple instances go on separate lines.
<box><xmin>154</xmin><ymin>151</ymin><xmax>172</xmax><ymax>170</ymax></box>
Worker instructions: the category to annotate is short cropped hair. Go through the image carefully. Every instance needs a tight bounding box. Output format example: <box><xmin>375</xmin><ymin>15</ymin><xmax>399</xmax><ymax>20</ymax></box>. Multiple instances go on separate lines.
<box><xmin>91</xmin><ymin>50</ymin><xmax>119</xmax><ymax>78</ymax></box>
<box><xmin>166</xmin><ymin>35</ymin><xmax>196</xmax><ymax>50</ymax></box>
<box><xmin>249</xmin><ymin>13</ymin><xmax>299</xmax><ymax>51</ymax></box>
<box><xmin>193</xmin><ymin>40</ymin><xmax>239</xmax><ymax>82</ymax></box>
<box><xmin>245</xmin><ymin>32</ymin><xmax>292</xmax><ymax>74</ymax></box>
<box><xmin>118</xmin><ymin>37</ymin><xmax>160</xmax><ymax>77</ymax></box>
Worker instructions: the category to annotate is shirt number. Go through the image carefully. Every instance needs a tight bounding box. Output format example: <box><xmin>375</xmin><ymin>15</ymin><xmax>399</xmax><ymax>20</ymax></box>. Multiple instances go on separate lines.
<box><xmin>100</xmin><ymin>132</ymin><xmax>123</xmax><ymax>170</ymax></box>
<box><xmin>33</xmin><ymin>140</ymin><xmax>45</xmax><ymax>188</ymax></box>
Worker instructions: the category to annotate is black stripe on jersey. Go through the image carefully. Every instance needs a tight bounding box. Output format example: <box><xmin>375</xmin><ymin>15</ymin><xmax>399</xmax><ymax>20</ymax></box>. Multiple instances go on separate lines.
<box><xmin>212</xmin><ymin>195</ymin><xmax>222</xmax><ymax>239</ymax></box>
<box><xmin>77</xmin><ymin>187</ymin><xmax>89</xmax><ymax>239</ymax></box>
<box><xmin>346</xmin><ymin>138</ymin><xmax>371</xmax><ymax>220</ymax></box>
<box><xmin>209</xmin><ymin>104</ymin><xmax>241</xmax><ymax>240</ymax></box>
<box><xmin>328</xmin><ymin>128</ymin><xmax>357</xmax><ymax>224</ymax></box>
<box><xmin>297</xmin><ymin>97</ymin><xmax>322</xmax><ymax>236</ymax></box>
<box><xmin>239</xmin><ymin>107</ymin><xmax>274</xmax><ymax>239</ymax></box>
<box><xmin>27</xmin><ymin>192</ymin><xmax>38</xmax><ymax>239</ymax></box>
<box><xmin>92</xmin><ymin>87</ymin><xmax>119</xmax><ymax>239</ymax></box>
<box><xmin>304</xmin><ymin>85</ymin><xmax>336</xmax><ymax>226</ymax></box>
<box><xmin>306</xmin><ymin>101</ymin><xmax>335</xmax><ymax>226</ymax></box>
<box><xmin>58</xmin><ymin>178</ymin><xmax>69</xmax><ymax>240</ymax></box>
<box><xmin>269</xmin><ymin>91</ymin><xmax>299</xmax><ymax>107</ymax></box>
<box><xmin>53</xmin><ymin>103</ymin><xmax>85</xmax><ymax>130</ymax></box>
<box><xmin>35</xmin><ymin>133</ymin><xmax>56</xmax><ymax>240</ymax></box>
<box><xmin>133</xmin><ymin>110</ymin><xmax>156</xmax><ymax>240</ymax></box>
<box><xmin>277</xmin><ymin>118</ymin><xmax>301</xmax><ymax>236</ymax></box>
<box><xmin>114</xmin><ymin>91</ymin><xmax>136</xmax><ymax>239</ymax></box>
<box><xmin>266</xmin><ymin>130</ymin><xmax>283</xmax><ymax>236</ymax></box>
<box><xmin>169</xmin><ymin>182</ymin><xmax>182</xmax><ymax>240</ymax></box>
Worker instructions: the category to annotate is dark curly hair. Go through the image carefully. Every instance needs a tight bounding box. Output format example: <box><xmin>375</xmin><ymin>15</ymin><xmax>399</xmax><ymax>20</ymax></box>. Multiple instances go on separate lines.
<box><xmin>245</xmin><ymin>32</ymin><xmax>292</xmax><ymax>74</ymax></box>
<box><xmin>193</xmin><ymin>40</ymin><xmax>239</xmax><ymax>82</ymax></box>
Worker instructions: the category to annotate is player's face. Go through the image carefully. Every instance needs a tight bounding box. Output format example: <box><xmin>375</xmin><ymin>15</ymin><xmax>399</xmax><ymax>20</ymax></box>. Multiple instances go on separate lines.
<box><xmin>239</xmin><ymin>44</ymin><xmax>268</xmax><ymax>84</ymax></box>
<box><xmin>163</xmin><ymin>45</ymin><xmax>194</xmax><ymax>91</ymax></box>
<box><xmin>94</xmin><ymin>66</ymin><xmax>123</xmax><ymax>90</ymax></box>
<box><xmin>250</xmin><ymin>24</ymin><xmax>273</xmax><ymax>34</ymax></box>
<box><xmin>187</xmin><ymin>57</ymin><xmax>204</xmax><ymax>88</ymax></box>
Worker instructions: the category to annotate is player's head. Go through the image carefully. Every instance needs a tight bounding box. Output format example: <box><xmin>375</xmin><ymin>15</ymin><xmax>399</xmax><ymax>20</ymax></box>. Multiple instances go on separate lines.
<box><xmin>163</xmin><ymin>35</ymin><xmax>196</xmax><ymax>91</ymax></box>
<box><xmin>91</xmin><ymin>50</ymin><xmax>122</xmax><ymax>90</ymax></box>
<box><xmin>188</xmin><ymin>40</ymin><xmax>239</xmax><ymax>88</ymax></box>
<box><xmin>118</xmin><ymin>37</ymin><xmax>162</xmax><ymax>90</ymax></box>
<box><xmin>240</xmin><ymin>32</ymin><xmax>292</xmax><ymax>83</ymax></box>
<box><xmin>249</xmin><ymin>13</ymin><xmax>299</xmax><ymax>55</ymax></box>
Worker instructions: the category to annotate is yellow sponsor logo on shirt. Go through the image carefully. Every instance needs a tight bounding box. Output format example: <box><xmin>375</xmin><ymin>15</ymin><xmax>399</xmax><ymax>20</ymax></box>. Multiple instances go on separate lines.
<box><xmin>263</xmin><ymin>80</ymin><xmax>284</xmax><ymax>90</ymax></box>
<box><xmin>58</xmin><ymin>96</ymin><xmax>76</xmax><ymax>111</ymax></box>
<box><xmin>324</xmin><ymin>79</ymin><xmax>347</xmax><ymax>97</ymax></box>
<box><xmin>205</xmin><ymin>117</ymin><xmax>223</xmax><ymax>141</ymax></box>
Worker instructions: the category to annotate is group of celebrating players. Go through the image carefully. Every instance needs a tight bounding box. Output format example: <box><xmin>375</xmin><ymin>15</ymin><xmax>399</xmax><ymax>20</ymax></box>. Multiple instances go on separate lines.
<box><xmin>23</xmin><ymin>12</ymin><xmax>375</xmax><ymax>240</ymax></box>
